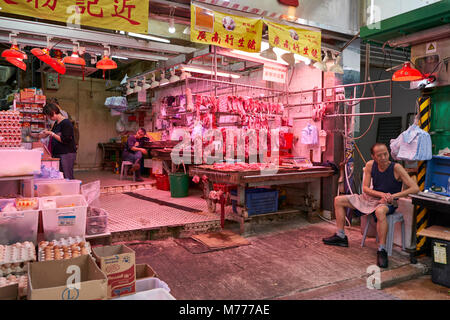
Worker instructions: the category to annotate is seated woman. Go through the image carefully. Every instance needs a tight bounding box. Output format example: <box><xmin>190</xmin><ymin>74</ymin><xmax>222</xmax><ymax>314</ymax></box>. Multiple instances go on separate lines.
<box><xmin>122</xmin><ymin>128</ymin><xmax>148</xmax><ymax>182</ymax></box>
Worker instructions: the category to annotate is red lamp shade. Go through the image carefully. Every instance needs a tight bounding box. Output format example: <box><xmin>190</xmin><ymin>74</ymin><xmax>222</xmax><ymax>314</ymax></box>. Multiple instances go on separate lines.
<box><xmin>62</xmin><ymin>48</ymin><xmax>85</xmax><ymax>66</ymax></box>
<box><xmin>63</xmin><ymin>53</ymin><xmax>85</xmax><ymax>66</ymax></box>
<box><xmin>392</xmin><ymin>62</ymin><xmax>423</xmax><ymax>81</ymax></box>
<box><xmin>96</xmin><ymin>54</ymin><xmax>117</xmax><ymax>79</ymax></box>
<box><xmin>2</xmin><ymin>44</ymin><xmax>27</xmax><ymax>60</ymax></box>
<box><xmin>31</xmin><ymin>47</ymin><xmax>54</xmax><ymax>66</ymax></box>
<box><xmin>96</xmin><ymin>56</ymin><xmax>117</xmax><ymax>70</ymax></box>
<box><xmin>5</xmin><ymin>57</ymin><xmax>26</xmax><ymax>71</ymax></box>
<box><xmin>51</xmin><ymin>58</ymin><xmax>66</xmax><ymax>75</ymax></box>
<box><xmin>63</xmin><ymin>49</ymin><xmax>86</xmax><ymax>80</ymax></box>
<box><xmin>50</xmin><ymin>49</ymin><xmax>66</xmax><ymax>75</ymax></box>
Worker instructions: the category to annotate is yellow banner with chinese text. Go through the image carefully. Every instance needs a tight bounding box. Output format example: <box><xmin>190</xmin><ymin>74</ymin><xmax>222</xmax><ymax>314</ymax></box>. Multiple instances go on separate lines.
<box><xmin>266</xmin><ymin>21</ymin><xmax>321</xmax><ymax>62</ymax></box>
<box><xmin>0</xmin><ymin>0</ymin><xmax>149</xmax><ymax>34</ymax></box>
<box><xmin>190</xmin><ymin>3</ymin><xmax>262</xmax><ymax>53</ymax></box>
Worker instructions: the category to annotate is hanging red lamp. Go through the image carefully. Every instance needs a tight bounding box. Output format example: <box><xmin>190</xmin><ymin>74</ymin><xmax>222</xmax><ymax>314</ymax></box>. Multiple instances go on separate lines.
<box><xmin>63</xmin><ymin>46</ymin><xmax>86</xmax><ymax>80</ymax></box>
<box><xmin>96</xmin><ymin>50</ymin><xmax>117</xmax><ymax>79</ymax></box>
<box><xmin>31</xmin><ymin>47</ymin><xmax>54</xmax><ymax>66</ymax></box>
<box><xmin>2</xmin><ymin>43</ymin><xmax>27</xmax><ymax>60</ymax></box>
<box><xmin>5</xmin><ymin>57</ymin><xmax>26</xmax><ymax>71</ymax></box>
<box><xmin>50</xmin><ymin>49</ymin><xmax>66</xmax><ymax>83</ymax></box>
<box><xmin>392</xmin><ymin>62</ymin><xmax>424</xmax><ymax>81</ymax></box>
<box><xmin>2</xmin><ymin>40</ymin><xmax>27</xmax><ymax>70</ymax></box>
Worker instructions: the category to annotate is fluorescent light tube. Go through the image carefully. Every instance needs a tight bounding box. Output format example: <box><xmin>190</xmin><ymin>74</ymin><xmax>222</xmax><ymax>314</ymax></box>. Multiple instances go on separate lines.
<box><xmin>120</xmin><ymin>31</ymin><xmax>170</xmax><ymax>44</ymax></box>
<box><xmin>180</xmin><ymin>64</ymin><xmax>241</xmax><ymax>79</ymax></box>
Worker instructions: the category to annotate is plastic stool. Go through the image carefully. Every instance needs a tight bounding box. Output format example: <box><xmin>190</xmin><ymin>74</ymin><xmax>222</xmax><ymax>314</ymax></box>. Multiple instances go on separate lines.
<box><xmin>120</xmin><ymin>161</ymin><xmax>135</xmax><ymax>181</ymax></box>
<box><xmin>361</xmin><ymin>212</ymin><xmax>405</xmax><ymax>256</ymax></box>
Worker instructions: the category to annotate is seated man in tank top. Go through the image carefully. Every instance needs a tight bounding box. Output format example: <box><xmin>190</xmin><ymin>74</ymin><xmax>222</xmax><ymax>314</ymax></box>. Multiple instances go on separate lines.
<box><xmin>322</xmin><ymin>143</ymin><xmax>420</xmax><ymax>268</ymax></box>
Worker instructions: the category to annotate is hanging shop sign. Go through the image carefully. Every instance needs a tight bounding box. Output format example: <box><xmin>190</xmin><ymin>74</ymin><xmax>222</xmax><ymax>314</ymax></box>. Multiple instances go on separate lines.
<box><xmin>266</xmin><ymin>20</ymin><xmax>321</xmax><ymax>62</ymax></box>
<box><xmin>263</xmin><ymin>65</ymin><xmax>287</xmax><ymax>84</ymax></box>
<box><xmin>0</xmin><ymin>0</ymin><xmax>149</xmax><ymax>34</ymax></box>
<box><xmin>190</xmin><ymin>3</ymin><xmax>263</xmax><ymax>53</ymax></box>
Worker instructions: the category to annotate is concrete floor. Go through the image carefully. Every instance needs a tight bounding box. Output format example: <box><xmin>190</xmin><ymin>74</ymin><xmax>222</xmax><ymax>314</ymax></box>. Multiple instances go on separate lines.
<box><xmin>77</xmin><ymin>170</ymin><xmax>449</xmax><ymax>300</ymax></box>
<box><xmin>118</xmin><ymin>218</ymin><xmax>448</xmax><ymax>300</ymax></box>
<box><xmin>75</xmin><ymin>169</ymin><xmax>155</xmax><ymax>187</ymax></box>
<box><xmin>384</xmin><ymin>275</ymin><xmax>450</xmax><ymax>300</ymax></box>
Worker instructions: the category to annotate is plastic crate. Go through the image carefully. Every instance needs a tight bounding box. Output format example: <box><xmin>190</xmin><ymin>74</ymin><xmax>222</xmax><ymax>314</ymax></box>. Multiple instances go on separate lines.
<box><xmin>231</xmin><ymin>188</ymin><xmax>279</xmax><ymax>216</ymax></box>
<box><xmin>39</xmin><ymin>195</ymin><xmax>87</xmax><ymax>241</ymax></box>
<box><xmin>114</xmin><ymin>288</ymin><xmax>175</xmax><ymax>300</ymax></box>
<box><xmin>0</xmin><ymin>199</ymin><xmax>39</xmax><ymax>245</ymax></box>
<box><xmin>431</xmin><ymin>238</ymin><xmax>450</xmax><ymax>288</ymax></box>
<box><xmin>23</xmin><ymin>179</ymin><xmax>81</xmax><ymax>197</ymax></box>
<box><xmin>136</xmin><ymin>277</ymin><xmax>171</xmax><ymax>293</ymax></box>
<box><xmin>424</xmin><ymin>156</ymin><xmax>450</xmax><ymax>197</ymax></box>
<box><xmin>86</xmin><ymin>207</ymin><xmax>108</xmax><ymax>235</ymax></box>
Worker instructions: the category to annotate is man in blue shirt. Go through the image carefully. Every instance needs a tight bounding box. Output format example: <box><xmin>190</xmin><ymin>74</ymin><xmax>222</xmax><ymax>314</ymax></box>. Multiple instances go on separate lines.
<box><xmin>122</xmin><ymin>128</ymin><xmax>148</xmax><ymax>182</ymax></box>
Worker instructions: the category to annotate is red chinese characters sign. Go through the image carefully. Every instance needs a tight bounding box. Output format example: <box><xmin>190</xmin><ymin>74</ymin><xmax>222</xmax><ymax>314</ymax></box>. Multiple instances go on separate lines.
<box><xmin>266</xmin><ymin>20</ymin><xmax>321</xmax><ymax>62</ymax></box>
<box><xmin>191</xmin><ymin>3</ymin><xmax>262</xmax><ymax>53</ymax></box>
<box><xmin>0</xmin><ymin>0</ymin><xmax>149</xmax><ymax>34</ymax></box>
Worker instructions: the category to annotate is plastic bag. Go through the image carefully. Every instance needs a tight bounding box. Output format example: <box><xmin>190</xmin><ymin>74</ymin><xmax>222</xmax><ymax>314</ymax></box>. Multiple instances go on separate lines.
<box><xmin>81</xmin><ymin>180</ymin><xmax>101</xmax><ymax>207</ymax></box>
<box><xmin>116</xmin><ymin>119</ymin><xmax>125</xmax><ymax>133</ymax></box>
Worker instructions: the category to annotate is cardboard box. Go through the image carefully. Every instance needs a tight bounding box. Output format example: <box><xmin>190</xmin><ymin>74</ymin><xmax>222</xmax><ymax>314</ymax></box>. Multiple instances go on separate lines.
<box><xmin>136</xmin><ymin>263</ymin><xmax>157</xmax><ymax>280</ymax></box>
<box><xmin>0</xmin><ymin>283</ymin><xmax>18</xmax><ymax>300</ymax></box>
<box><xmin>27</xmin><ymin>255</ymin><xmax>108</xmax><ymax>300</ymax></box>
<box><xmin>92</xmin><ymin>245</ymin><xmax>136</xmax><ymax>299</ymax></box>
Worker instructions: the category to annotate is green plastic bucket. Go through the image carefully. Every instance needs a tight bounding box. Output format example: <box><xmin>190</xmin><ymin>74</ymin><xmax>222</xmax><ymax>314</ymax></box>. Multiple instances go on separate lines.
<box><xmin>169</xmin><ymin>173</ymin><xmax>189</xmax><ymax>198</ymax></box>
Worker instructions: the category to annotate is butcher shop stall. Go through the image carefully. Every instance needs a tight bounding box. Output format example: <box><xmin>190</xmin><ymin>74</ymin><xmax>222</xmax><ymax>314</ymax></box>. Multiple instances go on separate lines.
<box><xmin>118</xmin><ymin>7</ymin><xmax>373</xmax><ymax>235</ymax></box>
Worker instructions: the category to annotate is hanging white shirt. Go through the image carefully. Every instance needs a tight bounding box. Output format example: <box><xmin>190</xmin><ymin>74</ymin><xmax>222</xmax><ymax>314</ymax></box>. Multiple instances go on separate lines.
<box><xmin>301</xmin><ymin>123</ymin><xmax>319</xmax><ymax>145</ymax></box>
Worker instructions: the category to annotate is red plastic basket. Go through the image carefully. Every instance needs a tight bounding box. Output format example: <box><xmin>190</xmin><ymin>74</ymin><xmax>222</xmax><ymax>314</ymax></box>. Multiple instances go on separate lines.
<box><xmin>155</xmin><ymin>174</ymin><xmax>170</xmax><ymax>191</ymax></box>
<box><xmin>280</xmin><ymin>132</ymin><xmax>293</xmax><ymax>149</ymax></box>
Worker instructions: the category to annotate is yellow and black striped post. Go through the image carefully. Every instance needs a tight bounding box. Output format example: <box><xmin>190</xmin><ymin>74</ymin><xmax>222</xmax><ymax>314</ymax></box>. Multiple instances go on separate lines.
<box><xmin>416</xmin><ymin>96</ymin><xmax>431</xmax><ymax>254</ymax></box>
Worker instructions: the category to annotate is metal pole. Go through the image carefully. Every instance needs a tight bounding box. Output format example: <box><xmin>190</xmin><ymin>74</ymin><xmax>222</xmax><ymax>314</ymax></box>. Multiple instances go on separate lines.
<box><xmin>288</xmin><ymin>94</ymin><xmax>391</xmax><ymax>107</ymax></box>
<box><xmin>188</xmin><ymin>77</ymin><xmax>286</xmax><ymax>92</ymax></box>
<box><xmin>213</xmin><ymin>45</ymin><xmax>218</xmax><ymax>97</ymax></box>
<box><xmin>292</xmin><ymin>111</ymin><xmax>392</xmax><ymax>120</ymax></box>
<box><xmin>288</xmin><ymin>79</ymin><xmax>391</xmax><ymax>95</ymax></box>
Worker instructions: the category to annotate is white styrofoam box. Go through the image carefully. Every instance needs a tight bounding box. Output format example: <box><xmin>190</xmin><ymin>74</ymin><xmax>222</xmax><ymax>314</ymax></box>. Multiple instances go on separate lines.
<box><xmin>0</xmin><ymin>149</ymin><xmax>41</xmax><ymax>177</ymax></box>
<box><xmin>143</xmin><ymin>159</ymin><xmax>152</xmax><ymax>168</ymax></box>
<box><xmin>114</xmin><ymin>288</ymin><xmax>175</xmax><ymax>300</ymax></box>
<box><xmin>136</xmin><ymin>277</ymin><xmax>170</xmax><ymax>293</ymax></box>
<box><xmin>152</xmin><ymin>159</ymin><xmax>163</xmax><ymax>174</ymax></box>
<box><xmin>41</xmin><ymin>159</ymin><xmax>60</xmax><ymax>171</ymax></box>
<box><xmin>39</xmin><ymin>195</ymin><xmax>87</xmax><ymax>241</ymax></box>
<box><xmin>0</xmin><ymin>199</ymin><xmax>39</xmax><ymax>245</ymax></box>
<box><xmin>23</xmin><ymin>179</ymin><xmax>81</xmax><ymax>197</ymax></box>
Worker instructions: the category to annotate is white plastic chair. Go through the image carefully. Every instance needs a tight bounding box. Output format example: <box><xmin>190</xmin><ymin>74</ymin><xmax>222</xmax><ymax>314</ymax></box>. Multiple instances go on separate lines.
<box><xmin>361</xmin><ymin>212</ymin><xmax>406</xmax><ymax>256</ymax></box>
<box><xmin>359</xmin><ymin>170</ymin><xmax>406</xmax><ymax>255</ymax></box>
<box><xmin>120</xmin><ymin>161</ymin><xmax>135</xmax><ymax>181</ymax></box>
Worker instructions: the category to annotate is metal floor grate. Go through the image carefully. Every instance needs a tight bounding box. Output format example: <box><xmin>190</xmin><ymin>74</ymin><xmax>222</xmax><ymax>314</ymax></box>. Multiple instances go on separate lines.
<box><xmin>100</xmin><ymin>189</ymin><xmax>220</xmax><ymax>233</ymax></box>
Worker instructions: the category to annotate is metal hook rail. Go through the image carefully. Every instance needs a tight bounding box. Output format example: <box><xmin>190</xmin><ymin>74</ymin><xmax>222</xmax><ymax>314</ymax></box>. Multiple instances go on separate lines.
<box><xmin>289</xmin><ymin>78</ymin><xmax>392</xmax><ymax>119</ymax></box>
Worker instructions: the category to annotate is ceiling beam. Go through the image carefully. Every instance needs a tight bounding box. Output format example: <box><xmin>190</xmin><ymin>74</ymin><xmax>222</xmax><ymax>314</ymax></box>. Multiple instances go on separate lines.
<box><xmin>0</xmin><ymin>16</ymin><xmax>197</xmax><ymax>55</ymax></box>
<box><xmin>0</xmin><ymin>33</ymin><xmax>170</xmax><ymax>61</ymax></box>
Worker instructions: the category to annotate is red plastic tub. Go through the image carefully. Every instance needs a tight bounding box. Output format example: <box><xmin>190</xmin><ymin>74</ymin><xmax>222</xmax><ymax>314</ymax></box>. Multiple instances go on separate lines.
<box><xmin>280</xmin><ymin>132</ymin><xmax>293</xmax><ymax>150</ymax></box>
<box><xmin>155</xmin><ymin>174</ymin><xmax>170</xmax><ymax>191</ymax></box>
